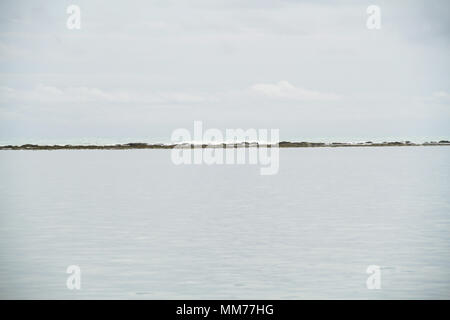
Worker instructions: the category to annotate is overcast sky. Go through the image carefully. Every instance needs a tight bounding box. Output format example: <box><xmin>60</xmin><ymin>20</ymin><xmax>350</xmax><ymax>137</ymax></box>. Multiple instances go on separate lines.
<box><xmin>0</xmin><ymin>0</ymin><xmax>449</xmax><ymax>144</ymax></box>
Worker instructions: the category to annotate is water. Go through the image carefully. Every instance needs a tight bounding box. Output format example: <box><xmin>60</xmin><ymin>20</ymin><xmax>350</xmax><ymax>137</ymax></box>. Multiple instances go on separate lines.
<box><xmin>0</xmin><ymin>147</ymin><xmax>449</xmax><ymax>299</ymax></box>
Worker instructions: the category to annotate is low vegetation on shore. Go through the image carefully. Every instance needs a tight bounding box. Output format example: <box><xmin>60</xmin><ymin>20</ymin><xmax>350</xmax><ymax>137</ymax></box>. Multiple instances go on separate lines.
<box><xmin>1</xmin><ymin>141</ymin><xmax>449</xmax><ymax>150</ymax></box>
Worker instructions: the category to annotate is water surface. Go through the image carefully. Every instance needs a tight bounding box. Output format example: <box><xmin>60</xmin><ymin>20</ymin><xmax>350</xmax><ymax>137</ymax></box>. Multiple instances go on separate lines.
<box><xmin>0</xmin><ymin>147</ymin><xmax>449</xmax><ymax>299</ymax></box>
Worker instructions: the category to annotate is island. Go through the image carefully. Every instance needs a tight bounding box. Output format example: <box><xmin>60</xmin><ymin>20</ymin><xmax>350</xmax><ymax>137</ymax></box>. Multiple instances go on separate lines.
<box><xmin>0</xmin><ymin>140</ymin><xmax>449</xmax><ymax>150</ymax></box>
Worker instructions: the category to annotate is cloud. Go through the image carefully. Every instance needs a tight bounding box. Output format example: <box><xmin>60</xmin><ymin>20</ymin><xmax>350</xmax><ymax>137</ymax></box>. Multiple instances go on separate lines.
<box><xmin>250</xmin><ymin>81</ymin><xmax>341</xmax><ymax>101</ymax></box>
<box><xmin>433</xmin><ymin>91</ymin><xmax>450</xmax><ymax>99</ymax></box>
<box><xmin>0</xmin><ymin>85</ymin><xmax>213</xmax><ymax>105</ymax></box>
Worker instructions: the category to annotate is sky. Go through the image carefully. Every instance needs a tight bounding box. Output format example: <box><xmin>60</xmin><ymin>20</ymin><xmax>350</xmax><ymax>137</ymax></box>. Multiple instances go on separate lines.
<box><xmin>0</xmin><ymin>0</ymin><xmax>449</xmax><ymax>144</ymax></box>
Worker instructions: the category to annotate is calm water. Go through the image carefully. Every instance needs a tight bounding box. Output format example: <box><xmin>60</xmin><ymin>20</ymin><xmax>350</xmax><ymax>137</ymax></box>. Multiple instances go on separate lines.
<box><xmin>0</xmin><ymin>147</ymin><xmax>449</xmax><ymax>299</ymax></box>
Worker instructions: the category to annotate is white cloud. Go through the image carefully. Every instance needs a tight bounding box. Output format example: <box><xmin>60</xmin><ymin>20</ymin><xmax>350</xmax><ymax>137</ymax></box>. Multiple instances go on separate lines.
<box><xmin>433</xmin><ymin>91</ymin><xmax>450</xmax><ymax>99</ymax></box>
<box><xmin>0</xmin><ymin>85</ymin><xmax>213</xmax><ymax>105</ymax></box>
<box><xmin>250</xmin><ymin>81</ymin><xmax>341</xmax><ymax>101</ymax></box>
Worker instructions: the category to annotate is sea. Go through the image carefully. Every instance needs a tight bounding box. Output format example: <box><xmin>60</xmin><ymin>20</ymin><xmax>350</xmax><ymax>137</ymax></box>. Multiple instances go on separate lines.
<box><xmin>0</xmin><ymin>147</ymin><xmax>449</xmax><ymax>299</ymax></box>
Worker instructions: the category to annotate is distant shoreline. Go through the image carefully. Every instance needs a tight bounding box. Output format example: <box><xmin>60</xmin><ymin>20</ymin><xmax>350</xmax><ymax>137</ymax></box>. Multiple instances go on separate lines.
<box><xmin>1</xmin><ymin>140</ymin><xmax>449</xmax><ymax>150</ymax></box>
